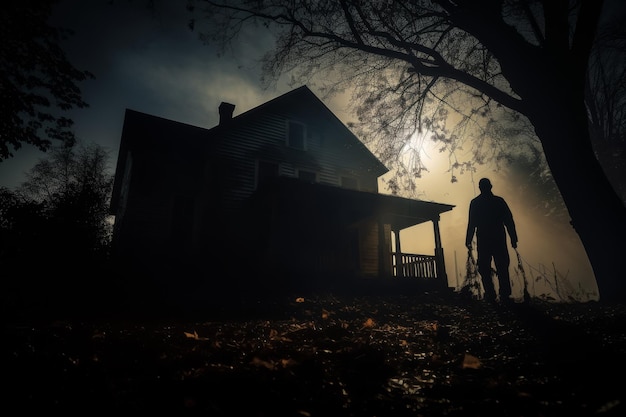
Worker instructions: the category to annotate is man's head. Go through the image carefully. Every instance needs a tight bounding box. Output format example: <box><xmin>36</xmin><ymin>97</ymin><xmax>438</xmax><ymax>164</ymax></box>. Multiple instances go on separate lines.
<box><xmin>478</xmin><ymin>178</ymin><xmax>492</xmax><ymax>193</ymax></box>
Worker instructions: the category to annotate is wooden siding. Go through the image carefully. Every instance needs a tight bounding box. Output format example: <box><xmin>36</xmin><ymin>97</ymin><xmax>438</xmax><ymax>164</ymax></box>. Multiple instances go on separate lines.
<box><xmin>211</xmin><ymin>106</ymin><xmax>384</xmax><ymax>215</ymax></box>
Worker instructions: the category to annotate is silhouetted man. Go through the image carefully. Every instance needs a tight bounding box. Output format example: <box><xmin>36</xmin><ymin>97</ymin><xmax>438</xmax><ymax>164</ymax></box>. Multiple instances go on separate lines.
<box><xmin>465</xmin><ymin>178</ymin><xmax>518</xmax><ymax>303</ymax></box>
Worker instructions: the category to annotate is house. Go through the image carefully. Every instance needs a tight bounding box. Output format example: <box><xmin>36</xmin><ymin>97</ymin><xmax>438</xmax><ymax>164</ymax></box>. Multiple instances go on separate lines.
<box><xmin>109</xmin><ymin>86</ymin><xmax>454</xmax><ymax>301</ymax></box>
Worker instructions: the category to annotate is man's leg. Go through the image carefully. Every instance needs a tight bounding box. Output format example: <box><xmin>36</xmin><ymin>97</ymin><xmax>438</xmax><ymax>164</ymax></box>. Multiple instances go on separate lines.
<box><xmin>477</xmin><ymin>249</ymin><xmax>496</xmax><ymax>301</ymax></box>
<box><xmin>494</xmin><ymin>248</ymin><xmax>512</xmax><ymax>302</ymax></box>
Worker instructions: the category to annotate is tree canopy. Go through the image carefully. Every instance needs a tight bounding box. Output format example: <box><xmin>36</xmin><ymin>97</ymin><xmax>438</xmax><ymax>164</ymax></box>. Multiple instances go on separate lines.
<box><xmin>0</xmin><ymin>0</ymin><xmax>93</xmax><ymax>161</ymax></box>
<box><xmin>0</xmin><ymin>141</ymin><xmax>114</xmax><ymax>312</ymax></box>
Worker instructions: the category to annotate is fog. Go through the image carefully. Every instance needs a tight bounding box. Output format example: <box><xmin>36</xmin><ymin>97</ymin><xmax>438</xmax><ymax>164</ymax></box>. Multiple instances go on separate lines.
<box><xmin>386</xmin><ymin>142</ymin><xmax>598</xmax><ymax>302</ymax></box>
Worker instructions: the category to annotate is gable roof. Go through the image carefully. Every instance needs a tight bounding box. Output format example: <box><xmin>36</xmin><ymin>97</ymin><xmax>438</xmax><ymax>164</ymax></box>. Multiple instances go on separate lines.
<box><xmin>111</xmin><ymin>86</ymin><xmax>391</xmax><ymax>211</ymax></box>
<box><xmin>209</xmin><ymin>85</ymin><xmax>389</xmax><ymax>177</ymax></box>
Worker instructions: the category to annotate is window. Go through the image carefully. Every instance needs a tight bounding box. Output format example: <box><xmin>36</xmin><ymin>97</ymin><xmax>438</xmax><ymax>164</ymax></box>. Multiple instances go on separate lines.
<box><xmin>298</xmin><ymin>170</ymin><xmax>317</xmax><ymax>183</ymax></box>
<box><xmin>287</xmin><ymin>121</ymin><xmax>306</xmax><ymax>150</ymax></box>
<box><xmin>257</xmin><ymin>160</ymin><xmax>279</xmax><ymax>188</ymax></box>
<box><xmin>341</xmin><ymin>176</ymin><xmax>358</xmax><ymax>190</ymax></box>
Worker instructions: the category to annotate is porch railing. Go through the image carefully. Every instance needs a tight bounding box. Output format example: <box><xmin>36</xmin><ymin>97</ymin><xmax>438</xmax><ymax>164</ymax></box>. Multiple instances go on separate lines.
<box><xmin>392</xmin><ymin>253</ymin><xmax>437</xmax><ymax>279</ymax></box>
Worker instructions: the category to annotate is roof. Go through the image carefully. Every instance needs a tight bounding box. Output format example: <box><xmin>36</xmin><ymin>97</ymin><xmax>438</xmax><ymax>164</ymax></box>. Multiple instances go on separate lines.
<box><xmin>208</xmin><ymin>85</ymin><xmax>389</xmax><ymax>177</ymax></box>
<box><xmin>111</xmin><ymin>86</ymin><xmax>391</xmax><ymax>213</ymax></box>
<box><xmin>254</xmin><ymin>177</ymin><xmax>455</xmax><ymax>229</ymax></box>
<box><xmin>110</xmin><ymin>109</ymin><xmax>212</xmax><ymax>212</ymax></box>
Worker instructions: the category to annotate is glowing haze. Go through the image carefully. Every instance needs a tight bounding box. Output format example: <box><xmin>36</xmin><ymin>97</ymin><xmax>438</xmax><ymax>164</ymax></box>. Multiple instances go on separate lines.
<box><xmin>384</xmin><ymin>140</ymin><xmax>597</xmax><ymax>301</ymax></box>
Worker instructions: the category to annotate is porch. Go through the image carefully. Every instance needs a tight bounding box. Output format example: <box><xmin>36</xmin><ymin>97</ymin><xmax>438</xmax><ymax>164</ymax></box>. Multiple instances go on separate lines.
<box><xmin>249</xmin><ymin>177</ymin><xmax>455</xmax><ymax>287</ymax></box>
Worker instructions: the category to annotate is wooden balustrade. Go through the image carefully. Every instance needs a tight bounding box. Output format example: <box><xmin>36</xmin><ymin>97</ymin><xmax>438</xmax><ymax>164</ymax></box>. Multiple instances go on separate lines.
<box><xmin>392</xmin><ymin>253</ymin><xmax>437</xmax><ymax>279</ymax></box>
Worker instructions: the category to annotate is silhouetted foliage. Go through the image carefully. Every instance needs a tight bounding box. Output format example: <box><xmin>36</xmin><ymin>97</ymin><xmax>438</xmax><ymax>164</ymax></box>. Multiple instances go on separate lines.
<box><xmin>0</xmin><ymin>0</ymin><xmax>93</xmax><ymax>160</ymax></box>
<box><xmin>0</xmin><ymin>187</ymin><xmax>47</xmax><ymax>262</ymax></box>
<box><xmin>18</xmin><ymin>143</ymin><xmax>114</xmax><ymax>254</ymax></box>
<box><xmin>587</xmin><ymin>10</ymin><xmax>626</xmax><ymax>203</ymax></box>
<box><xmin>1</xmin><ymin>143</ymin><xmax>114</xmax><ymax>315</ymax></box>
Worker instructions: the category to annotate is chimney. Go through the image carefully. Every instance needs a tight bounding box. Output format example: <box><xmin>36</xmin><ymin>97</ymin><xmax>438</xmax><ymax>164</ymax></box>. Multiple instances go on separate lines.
<box><xmin>219</xmin><ymin>102</ymin><xmax>235</xmax><ymax>125</ymax></box>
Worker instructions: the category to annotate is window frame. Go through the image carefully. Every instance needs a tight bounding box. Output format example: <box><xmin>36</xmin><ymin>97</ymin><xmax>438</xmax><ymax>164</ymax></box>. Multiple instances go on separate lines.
<box><xmin>297</xmin><ymin>169</ymin><xmax>317</xmax><ymax>183</ymax></box>
<box><xmin>286</xmin><ymin>120</ymin><xmax>306</xmax><ymax>150</ymax></box>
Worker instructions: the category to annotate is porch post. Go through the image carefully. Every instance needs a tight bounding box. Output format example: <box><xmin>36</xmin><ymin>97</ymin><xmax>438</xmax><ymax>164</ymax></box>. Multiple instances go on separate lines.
<box><xmin>377</xmin><ymin>215</ymin><xmax>390</xmax><ymax>278</ymax></box>
<box><xmin>393</xmin><ymin>227</ymin><xmax>403</xmax><ymax>278</ymax></box>
<box><xmin>432</xmin><ymin>216</ymin><xmax>448</xmax><ymax>288</ymax></box>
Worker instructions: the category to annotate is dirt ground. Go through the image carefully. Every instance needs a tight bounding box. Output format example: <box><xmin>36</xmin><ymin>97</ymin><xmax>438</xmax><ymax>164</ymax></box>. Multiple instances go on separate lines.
<box><xmin>4</xmin><ymin>290</ymin><xmax>626</xmax><ymax>416</ymax></box>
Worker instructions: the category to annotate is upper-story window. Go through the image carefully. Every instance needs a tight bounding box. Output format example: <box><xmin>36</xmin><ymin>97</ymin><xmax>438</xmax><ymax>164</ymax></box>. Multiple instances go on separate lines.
<box><xmin>298</xmin><ymin>169</ymin><xmax>317</xmax><ymax>183</ymax></box>
<box><xmin>287</xmin><ymin>121</ymin><xmax>306</xmax><ymax>150</ymax></box>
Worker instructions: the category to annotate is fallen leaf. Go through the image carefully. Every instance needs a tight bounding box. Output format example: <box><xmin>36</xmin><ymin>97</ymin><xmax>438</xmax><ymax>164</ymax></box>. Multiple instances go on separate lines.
<box><xmin>250</xmin><ymin>357</ymin><xmax>275</xmax><ymax>370</ymax></box>
<box><xmin>363</xmin><ymin>318</ymin><xmax>376</xmax><ymax>328</ymax></box>
<box><xmin>280</xmin><ymin>358</ymin><xmax>298</xmax><ymax>367</ymax></box>
<box><xmin>184</xmin><ymin>330</ymin><xmax>208</xmax><ymax>341</ymax></box>
<box><xmin>462</xmin><ymin>353</ymin><xmax>482</xmax><ymax>369</ymax></box>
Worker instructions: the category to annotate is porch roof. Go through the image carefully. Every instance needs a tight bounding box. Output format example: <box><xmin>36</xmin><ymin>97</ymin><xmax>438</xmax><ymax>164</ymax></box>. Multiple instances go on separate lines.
<box><xmin>253</xmin><ymin>177</ymin><xmax>455</xmax><ymax>231</ymax></box>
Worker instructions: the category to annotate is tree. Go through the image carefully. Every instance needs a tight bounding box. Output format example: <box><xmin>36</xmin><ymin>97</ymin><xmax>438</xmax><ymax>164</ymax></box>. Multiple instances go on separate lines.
<box><xmin>0</xmin><ymin>0</ymin><xmax>93</xmax><ymax>161</ymax></box>
<box><xmin>587</xmin><ymin>10</ymin><xmax>626</xmax><ymax>203</ymax></box>
<box><xmin>190</xmin><ymin>0</ymin><xmax>626</xmax><ymax>302</ymax></box>
<box><xmin>0</xmin><ymin>142</ymin><xmax>114</xmax><ymax>313</ymax></box>
<box><xmin>18</xmin><ymin>142</ymin><xmax>114</xmax><ymax>255</ymax></box>
<box><xmin>0</xmin><ymin>186</ymin><xmax>47</xmax><ymax>263</ymax></box>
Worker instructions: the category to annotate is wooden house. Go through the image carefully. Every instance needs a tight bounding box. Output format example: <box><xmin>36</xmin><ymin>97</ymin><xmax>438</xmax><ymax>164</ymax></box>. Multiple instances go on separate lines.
<box><xmin>109</xmin><ymin>86</ymin><xmax>454</xmax><ymax>300</ymax></box>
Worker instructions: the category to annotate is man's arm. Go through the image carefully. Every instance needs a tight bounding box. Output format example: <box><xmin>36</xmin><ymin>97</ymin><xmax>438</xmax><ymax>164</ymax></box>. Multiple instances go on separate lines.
<box><xmin>502</xmin><ymin>199</ymin><xmax>518</xmax><ymax>248</ymax></box>
<box><xmin>465</xmin><ymin>202</ymin><xmax>476</xmax><ymax>248</ymax></box>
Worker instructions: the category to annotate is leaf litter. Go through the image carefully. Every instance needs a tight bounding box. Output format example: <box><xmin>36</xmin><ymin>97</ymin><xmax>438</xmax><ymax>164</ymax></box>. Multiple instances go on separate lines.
<box><xmin>5</xmin><ymin>291</ymin><xmax>626</xmax><ymax>415</ymax></box>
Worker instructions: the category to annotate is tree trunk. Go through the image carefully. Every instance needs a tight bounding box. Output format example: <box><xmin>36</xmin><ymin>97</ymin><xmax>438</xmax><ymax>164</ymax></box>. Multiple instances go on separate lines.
<box><xmin>484</xmin><ymin>0</ymin><xmax>626</xmax><ymax>302</ymax></box>
<box><xmin>530</xmin><ymin>101</ymin><xmax>626</xmax><ymax>303</ymax></box>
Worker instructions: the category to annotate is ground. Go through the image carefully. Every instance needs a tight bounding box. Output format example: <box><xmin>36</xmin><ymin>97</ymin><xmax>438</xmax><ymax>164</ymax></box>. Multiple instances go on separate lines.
<box><xmin>4</xmin><ymin>290</ymin><xmax>626</xmax><ymax>416</ymax></box>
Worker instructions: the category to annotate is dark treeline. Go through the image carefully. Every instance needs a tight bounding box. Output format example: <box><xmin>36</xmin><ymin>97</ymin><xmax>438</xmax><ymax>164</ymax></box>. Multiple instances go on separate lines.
<box><xmin>0</xmin><ymin>144</ymin><xmax>127</xmax><ymax>320</ymax></box>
